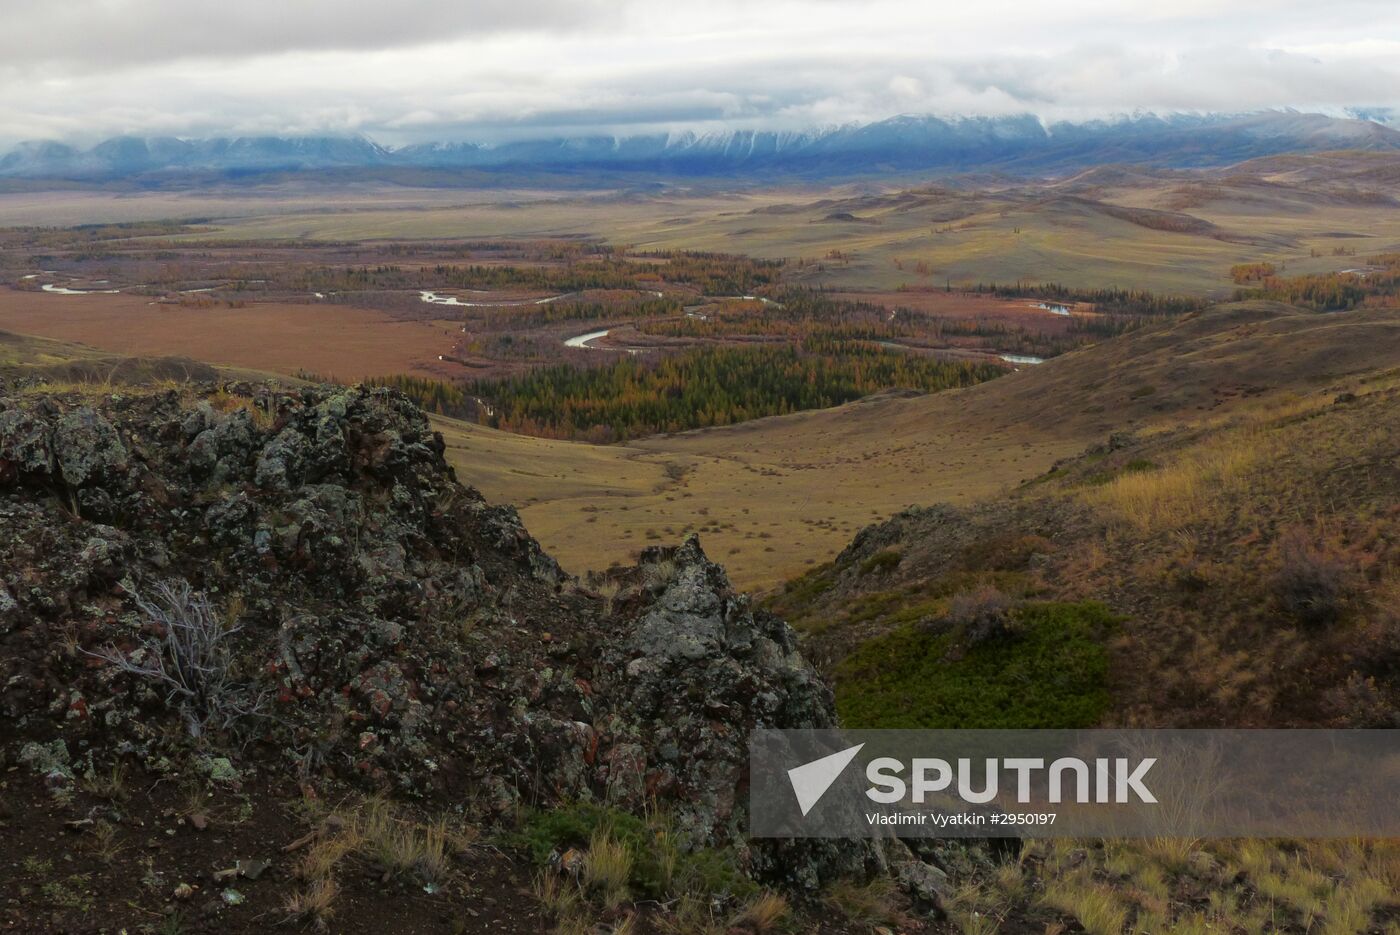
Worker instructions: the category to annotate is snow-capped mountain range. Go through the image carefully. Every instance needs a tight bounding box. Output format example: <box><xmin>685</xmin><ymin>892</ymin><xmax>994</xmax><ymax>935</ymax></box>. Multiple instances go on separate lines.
<box><xmin>3</xmin><ymin>111</ymin><xmax>1397</xmax><ymax>181</ymax></box>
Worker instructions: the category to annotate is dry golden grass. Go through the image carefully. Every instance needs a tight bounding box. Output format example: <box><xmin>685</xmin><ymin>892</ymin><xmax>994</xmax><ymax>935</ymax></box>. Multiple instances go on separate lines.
<box><xmin>532</xmin><ymin>870</ymin><xmax>582</xmax><ymax>919</ymax></box>
<box><xmin>1041</xmin><ymin>878</ymin><xmax>1130</xmax><ymax>935</ymax></box>
<box><xmin>358</xmin><ymin>802</ymin><xmax>462</xmax><ymax>884</ymax></box>
<box><xmin>280</xmin><ymin>798</ymin><xmax>475</xmax><ymax>928</ymax></box>
<box><xmin>81</xmin><ymin>762</ymin><xmax>129</xmax><ymax>803</ymax></box>
<box><xmin>730</xmin><ymin>891</ymin><xmax>789</xmax><ymax>932</ymax></box>
<box><xmin>295</xmin><ymin>829</ymin><xmax>362</xmax><ymax>884</ymax></box>
<box><xmin>821</xmin><ymin>877</ymin><xmax>908</xmax><ymax>929</ymax></box>
<box><xmin>581</xmin><ymin>828</ymin><xmax>633</xmax><ymax>910</ymax></box>
<box><xmin>1081</xmin><ymin>378</ymin><xmax>1390</xmax><ymax>533</ymax></box>
<box><xmin>1085</xmin><ymin>437</ymin><xmax>1266</xmax><ymax>531</ymax></box>
<box><xmin>955</xmin><ymin>837</ymin><xmax>1400</xmax><ymax>935</ymax></box>
<box><xmin>282</xmin><ymin>877</ymin><xmax>340</xmax><ymax>930</ymax></box>
<box><xmin>83</xmin><ymin>820</ymin><xmax>125</xmax><ymax>865</ymax></box>
<box><xmin>436</xmin><ymin>382</ymin><xmax>1084</xmax><ymax>589</ymax></box>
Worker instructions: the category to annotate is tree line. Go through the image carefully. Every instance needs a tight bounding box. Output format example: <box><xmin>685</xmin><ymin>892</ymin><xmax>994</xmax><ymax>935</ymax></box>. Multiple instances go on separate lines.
<box><xmin>970</xmin><ymin>282</ymin><xmax>1210</xmax><ymax>315</ymax></box>
<box><xmin>1231</xmin><ymin>253</ymin><xmax>1400</xmax><ymax>311</ymax></box>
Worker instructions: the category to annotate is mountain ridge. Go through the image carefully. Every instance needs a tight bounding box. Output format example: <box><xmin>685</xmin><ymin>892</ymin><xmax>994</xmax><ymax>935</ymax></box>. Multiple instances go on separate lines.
<box><xmin>4</xmin><ymin>111</ymin><xmax>1399</xmax><ymax>182</ymax></box>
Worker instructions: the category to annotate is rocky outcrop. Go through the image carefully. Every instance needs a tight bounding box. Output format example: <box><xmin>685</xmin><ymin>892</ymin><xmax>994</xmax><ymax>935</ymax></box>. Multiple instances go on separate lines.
<box><xmin>0</xmin><ymin>383</ymin><xmax>865</xmax><ymax>887</ymax></box>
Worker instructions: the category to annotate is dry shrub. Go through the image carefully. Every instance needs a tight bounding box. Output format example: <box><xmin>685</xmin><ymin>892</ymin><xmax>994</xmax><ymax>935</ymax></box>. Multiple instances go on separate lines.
<box><xmin>1274</xmin><ymin>529</ymin><xmax>1354</xmax><ymax>628</ymax></box>
<box><xmin>959</xmin><ymin>533</ymin><xmax>1054</xmax><ymax>572</ymax></box>
<box><xmin>1324</xmin><ymin>673</ymin><xmax>1400</xmax><ymax>728</ymax></box>
<box><xmin>85</xmin><ymin>580</ymin><xmax>259</xmax><ymax>737</ymax></box>
<box><xmin>948</xmin><ymin>586</ymin><xmax>1018</xmax><ymax>643</ymax></box>
<box><xmin>1355</xmin><ymin>579</ymin><xmax>1400</xmax><ymax>676</ymax></box>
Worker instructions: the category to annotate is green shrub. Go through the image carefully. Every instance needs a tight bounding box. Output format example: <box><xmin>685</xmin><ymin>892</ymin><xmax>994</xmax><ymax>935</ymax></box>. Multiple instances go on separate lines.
<box><xmin>515</xmin><ymin>804</ymin><xmax>756</xmax><ymax>903</ymax></box>
<box><xmin>765</xmin><ymin>562</ymin><xmax>836</xmax><ymax>622</ymax></box>
<box><xmin>833</xmin><ymin>601</ymin><xmax>1117</xmax><ymax>729</ymax></box>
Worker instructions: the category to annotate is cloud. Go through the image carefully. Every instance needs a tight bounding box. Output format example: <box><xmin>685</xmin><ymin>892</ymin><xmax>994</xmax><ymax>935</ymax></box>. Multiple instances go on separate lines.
<box><xmin>1</xmin><ymin>0</ymin><xmax>1398</xmax><ymax>145</ymax></box>
<box><xmin>0</xmin><ymin>0</ymin><xmax>618</xmax><ymax>71</ymax></box>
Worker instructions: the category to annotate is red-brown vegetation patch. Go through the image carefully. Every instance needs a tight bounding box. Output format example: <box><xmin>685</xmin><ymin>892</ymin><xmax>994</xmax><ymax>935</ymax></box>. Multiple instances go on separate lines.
<box><xmin>0</xmin><ymin>289</ymin><xmax>465</xmax><ymax>381</ymax></box>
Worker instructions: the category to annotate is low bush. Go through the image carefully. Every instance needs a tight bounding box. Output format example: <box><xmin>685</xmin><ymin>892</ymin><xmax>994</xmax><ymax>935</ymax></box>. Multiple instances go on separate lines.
<box><xmin>834</xmin><ymin>601</ymin><xmax>1116</xmax><ymax>729</ymax></box>
<box><xmin>859</xmin><ymin>549</ymin><xmax>902</xmax><ymax>576</ymax></box>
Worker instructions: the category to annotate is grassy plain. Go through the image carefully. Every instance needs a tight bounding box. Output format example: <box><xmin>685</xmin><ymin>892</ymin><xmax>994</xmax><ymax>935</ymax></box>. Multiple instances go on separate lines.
<box><xmin>0</xmin><ymin>291</ymin><xmax>463</xmax><ymax>381</ymax></box>
<box><xmin>5</xmin><ymin>153</ymin><xmax>1398</xmax><ymax>297</ymax></box>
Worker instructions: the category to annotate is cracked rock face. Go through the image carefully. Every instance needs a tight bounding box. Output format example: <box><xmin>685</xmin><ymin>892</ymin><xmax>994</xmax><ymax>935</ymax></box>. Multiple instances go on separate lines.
<box><xmin>0</xmin><ymin>382</ymin><xmax>867</xmax><ymax>888</ymax></box>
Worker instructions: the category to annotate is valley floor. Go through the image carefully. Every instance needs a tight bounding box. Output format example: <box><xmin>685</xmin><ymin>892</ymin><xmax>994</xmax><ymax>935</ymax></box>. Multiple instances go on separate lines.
<box><xmin>437</xmin><ymin>385</ymin><xmax>1083</xmax><ymax>589</ymax></box>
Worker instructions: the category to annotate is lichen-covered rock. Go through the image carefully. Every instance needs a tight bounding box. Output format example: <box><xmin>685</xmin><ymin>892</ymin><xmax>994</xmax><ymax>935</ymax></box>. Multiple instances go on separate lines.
<box><xmin>0</xmin><ymin>582</ymin><xmax>18</xmax><ymax>631</ymax></box>
<box><xmin>0</xmin><ymin>382</ymin><xmax>867</xmax><ymax>893</ymax></box>
<box><xmin>255</xmin><ymin>426</ymin><xmax>312</xmax><ymax>490</ymax></box>
<box><xmin>0</xmin><ymin>408</ymin><xmax>54</xmax><ymax>479</ymax></box>
<box><xmin>52</xmin><ymin>406</ymin><xmax>127</xmax><ymax>486</ymax></box>
<box><xmin>586</xmin><ymin>536</ymin><xmax>876</xmax><ymax>888</ymax></box>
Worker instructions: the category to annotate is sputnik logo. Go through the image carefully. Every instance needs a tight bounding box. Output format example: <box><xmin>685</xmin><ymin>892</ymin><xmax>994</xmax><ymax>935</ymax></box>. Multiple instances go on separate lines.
<box><xmin>787</xmin><ymin>743</ymin><xmax>865</xmax><ymax>816</ymax></box>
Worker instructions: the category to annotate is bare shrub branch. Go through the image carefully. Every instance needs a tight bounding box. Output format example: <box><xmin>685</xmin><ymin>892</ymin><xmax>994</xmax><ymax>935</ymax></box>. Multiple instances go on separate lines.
<box><xmin>86</xmin><ymin>580</ymin><xmax>259</xmax><ymax>737</ymax></box>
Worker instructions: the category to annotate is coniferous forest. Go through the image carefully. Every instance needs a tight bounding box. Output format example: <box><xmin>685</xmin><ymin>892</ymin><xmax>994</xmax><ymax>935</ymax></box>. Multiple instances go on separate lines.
<box><xmin>464</xmin><ymin>342</ymin><xmax>1004</xmax><ymax>441</ymax></box>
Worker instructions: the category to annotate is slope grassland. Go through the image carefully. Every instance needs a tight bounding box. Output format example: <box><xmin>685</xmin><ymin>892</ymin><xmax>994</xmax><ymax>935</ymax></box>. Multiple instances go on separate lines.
<box><xmin>441</xmin><ymin>302</ymin><xmax>1400</xmax><ymax>589</ymax></box>
<box><xmin>790</xmin><ymin>363</ymin><xmax>1400</xmax><ymax>932</ymax></box>
<box><xmin>772</xmin><ymin>307</ymin><xmax>1400</xmax><ymax>729</ymax></box>
<box><xmin>942</xmin><ymin>836</ymin><xmax>1400</xmax><ymax>935</ymax></box>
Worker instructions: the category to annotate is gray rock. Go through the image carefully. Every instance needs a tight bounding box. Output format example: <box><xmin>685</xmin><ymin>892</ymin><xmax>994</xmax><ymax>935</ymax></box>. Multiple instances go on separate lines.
<box><xmin>255</xmin><ymin>427</ymin><xmax>311</xmax><ymax>490</ymax></box>
<box><xmin>0</xmin><ymin>583</ymin><xmax>18</xmax><ymax>629</ymax></box>
<box><xmin>894</xmin><ymin>859</ymin><xmax>952</xmax><ymax>913</ymax></box>
<box><xmin>596</xmin><ymin>535</ymin><xmax>867</xmax><ymax>888</ymax></box>
<box><xmin>53</xmin><ymin>407</ymin><xmax>126</xmax><ymax>486</ymax></box>
<box><xmin>0</xmin><ymin>409</ymin><xmax>53</xmax><ymax>476</ymax></box>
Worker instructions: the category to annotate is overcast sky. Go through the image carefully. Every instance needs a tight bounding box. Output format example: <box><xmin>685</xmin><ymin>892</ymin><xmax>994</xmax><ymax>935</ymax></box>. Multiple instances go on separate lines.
<box><xmin>3</xmin><ymin>0</ymin><xmax>1399</xmax><ymax>146</ymax></box>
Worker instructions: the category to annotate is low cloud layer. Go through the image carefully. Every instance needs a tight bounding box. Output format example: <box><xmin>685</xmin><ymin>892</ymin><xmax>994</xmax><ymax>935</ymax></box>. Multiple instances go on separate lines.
<box><xmin>2</xmin><ymin>0</ymin><xmax>1398</xmax><ymax>145</ymax></box>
